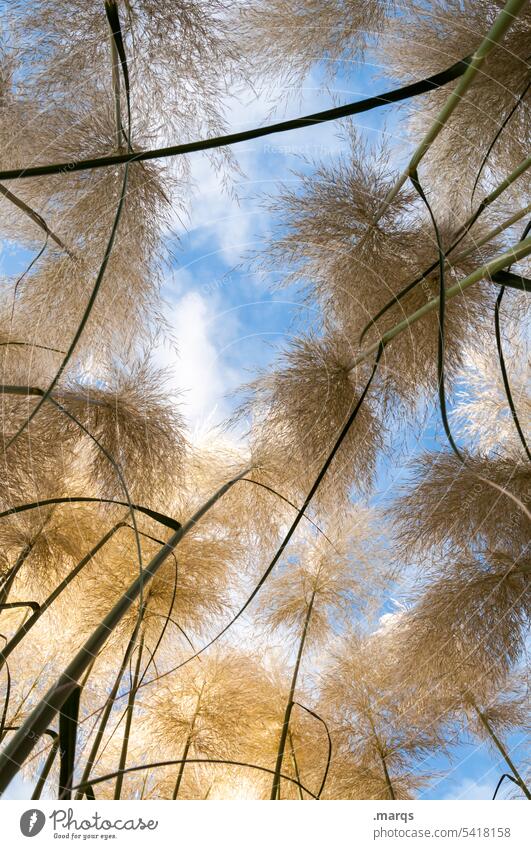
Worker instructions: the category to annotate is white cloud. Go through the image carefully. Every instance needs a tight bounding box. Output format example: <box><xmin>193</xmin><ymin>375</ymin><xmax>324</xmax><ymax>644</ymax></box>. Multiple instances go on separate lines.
<box><xmin>154</xmin><ymin>283</ymin><xmax>242</xmax><ymax>434</ymax></box>
<box><xmin>375</xmin><ymin>610</ymin><xmax>405</xmax><ymax>635</ymax></box>
<box><xmin>186</xmin><ymin>154</ymin><xmax>270</xmax><ymax>267</ymax></box>
<box><xmin>445</xmin><ymin>777</ymin><xmax>493</xmax><ymax>801</ymax></box>
<box><xmin>155</xmin><ymin>69</ymin><xmax>358</xmax><ymax>431</ymax></box>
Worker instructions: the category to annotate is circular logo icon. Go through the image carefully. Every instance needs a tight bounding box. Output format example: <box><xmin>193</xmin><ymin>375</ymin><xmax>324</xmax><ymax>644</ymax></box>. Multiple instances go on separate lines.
<box><xmin>20</xmin><ymin>809</ymin><xmax>46</xmax><ymax>837</ymax></box>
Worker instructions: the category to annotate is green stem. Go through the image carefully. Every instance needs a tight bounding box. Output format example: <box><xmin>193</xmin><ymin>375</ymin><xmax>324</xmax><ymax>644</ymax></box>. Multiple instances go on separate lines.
<box><xmin>31</xmin><ymin>732</ymin><xmax>60</xmax><ymax>800</ymax></box>
<box><xmin>349</xmin><ymin>236</ymin><xmax>531</xmax><ymax>372</ymax></box>
<box><xmin>473</xmin><ymin>704</ymin><xmax>531</xmax><ymax>800</ymax></box>
<box><xmin>0</xmin><ymin>543</ymin><xmax>34</xmax><ymax>606</ymax></box>
<box><xmin>288</xmin><ymin>730</ymin><xmax>304</xmax><ymax>800</ymax></box>
<box><xmin>113</xmin><ymin>635</ymin><xmax>144</xmax><ymax>799</ymax></box>
<box><xmin>270</xmin><ymin>591</ymin><xmax>315</xmax><ymax>800</ymax></box>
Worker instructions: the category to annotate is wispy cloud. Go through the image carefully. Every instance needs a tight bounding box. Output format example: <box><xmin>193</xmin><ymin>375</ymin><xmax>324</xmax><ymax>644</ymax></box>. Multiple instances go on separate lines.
<box><xmin>445</xmin><ymin>777</ymin><xmax>494</xmax><ymax>801</ymax></box>
<box><xmin>154</xmin><ymin>274</ymin><xmax>243</xmax><ymax>432</ymax></box>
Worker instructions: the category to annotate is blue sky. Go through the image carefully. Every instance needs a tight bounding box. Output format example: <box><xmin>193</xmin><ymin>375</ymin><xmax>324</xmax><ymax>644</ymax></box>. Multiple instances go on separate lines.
<box><xmin>151</xmin><ymin>58</ymin><xmax>406</xmax><ymax>430</ymax></box>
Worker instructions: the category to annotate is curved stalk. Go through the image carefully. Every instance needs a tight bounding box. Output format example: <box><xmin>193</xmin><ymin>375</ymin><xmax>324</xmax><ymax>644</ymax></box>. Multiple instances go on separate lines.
<box><xmin>349</xmin><ymin>236</ymin><xmax>531</xmax><ymax>373</ymax></box>
<box><xmin>114</xmin><ymin>636</ymin><xmax>144</xmax><ymax>799</ymax></box>
<box><xmin>0</xmin><ymin>59</ymin><xmax>471</xmax><ymax>182</ymax></box>
<box><xmin>138</xmin><ymin>553</ymin><xmax>178</xmax><ymax>687</ymax></box>
<box><xmin>108</xmin><ymin>18</ymin><xmax>123</xmax><ymax>150</ymax></box>
<box><xmin>0</xmin><ymin>494</ymin><xmax>181</xmax><ymax>532</ymax></box>
<box><xmin>271</xmin><ymin>591</ymin><xmax>315</xmax><ymax>800</ymax></box>
<box><xmin>32</xmin><ymin>732</ymin><xmax>60</xmax><ymax>800</ymax></box>
<box><xmin>359</xmin><ymin>189</ymin><xmax>531</xmax><ymax>345</ymax></box>
<box><xmin>172</xmin><ymin>683</ymin><xmax>205</xmax><ymax>800</ymax></box>
<box><xmin>410</xmin><ymin>171</ymin><xmax>531</xmax><ymax>522</ymax></box>
<box><xmin>0</xmin><ymin>602</ymin><xmax>39</xmax><ymax>613</ymax></box>
<box><xmin>473</xmin><ymin>703</ymin><xmax>531</xmax><ymax>800</ymax></box>
<box><xmin>75</xmin><ymin>609</ymin><xmax>147</xmax><ymax>800</ymax></box>
<box><xmin>377</xmin><ymin>746</ymin><xmax>395</xmax><ymax>800</ymax></box>
<box><xmin>495</xmin><ymin>287</ymin><xmax>531</xmax><ymax>460</ymax></box>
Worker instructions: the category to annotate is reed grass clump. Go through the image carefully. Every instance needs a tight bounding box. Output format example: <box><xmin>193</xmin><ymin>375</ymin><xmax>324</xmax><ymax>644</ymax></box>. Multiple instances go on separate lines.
<box><xmin>320</xmin><ymin>632</ymin><xmax>441</xmax><ymax>800</ymax></box>
<box><xmin>237</xmin><ymin>333</ymin><xmax>383</xmax><ymax>508</ymax></box>
<box><xmin>393</xmin><ymin>451</ymin><xmax>530</xmax><ymax>557</ymax></box>
<box><xmin>240</xmin><ymin>0</ymin><xmax>392</xmax><ymax>83</ymax></box>
<box><xmin>261</xmin><ymin>130</ymin><xmax>497</xmax><ymax>404</ymax></box>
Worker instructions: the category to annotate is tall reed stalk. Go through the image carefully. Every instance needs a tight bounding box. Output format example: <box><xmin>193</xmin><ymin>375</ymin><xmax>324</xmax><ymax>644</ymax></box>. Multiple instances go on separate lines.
<box><xmin>114</xmin><ymin>636</ymin><xmax>145</xmax><ymax>799</ymax></box>
<box><xmin>172</xmin><ymin>683</ymin><xmax>205</xmax><ymax>800</ymax></box>
<box><xmin>75</xmin><ymin>609</ymin><xmax>147</xmax><ymax>799</ymax></box>
<box><xmin>270</xmin><ymin>591</ymin><xmax>316</xmax><ymax>800</ymax></box>
<box><xmin>471</xmin><ymin>700</ymin><xmax>531</xmax><ymax>800</ymax></box>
